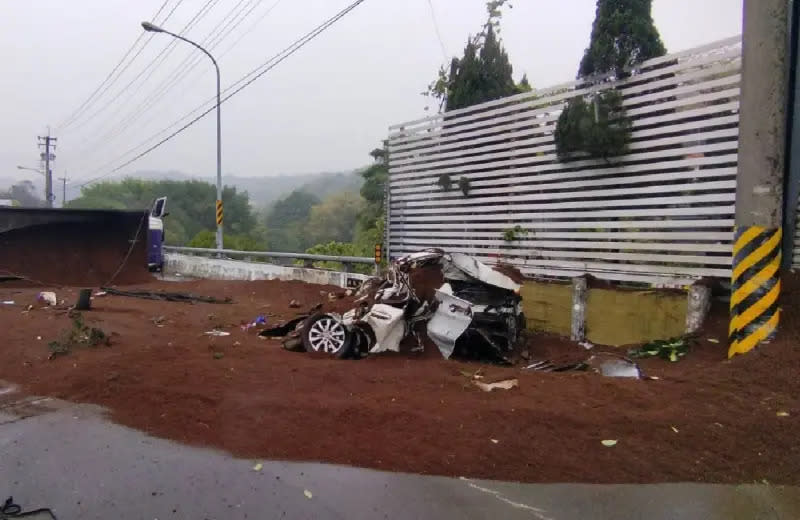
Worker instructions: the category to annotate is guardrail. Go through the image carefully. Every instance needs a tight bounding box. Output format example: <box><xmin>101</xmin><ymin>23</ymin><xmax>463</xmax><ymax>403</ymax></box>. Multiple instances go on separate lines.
<box><xmin>163</xmin><ymin>246</ymin><xmax>376</xmax><ymax>273</ymax></box>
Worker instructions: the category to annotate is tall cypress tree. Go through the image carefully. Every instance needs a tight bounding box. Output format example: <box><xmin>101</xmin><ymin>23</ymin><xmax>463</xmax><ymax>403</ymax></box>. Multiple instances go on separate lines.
<box><xmin>578</xmin><ymin>0</ymin><xmax>666</xmax><ymax>79</ymax></box>
<box><xmin>446</xmin><ymin>25</ymin><xmax>517</xmax><ymax>111</ymax></box>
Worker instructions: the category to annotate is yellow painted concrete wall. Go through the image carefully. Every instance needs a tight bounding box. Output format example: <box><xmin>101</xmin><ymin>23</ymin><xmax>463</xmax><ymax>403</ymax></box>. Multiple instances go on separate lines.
<box><xmin>585</xmin><ymin>288</ymin><xmax>687</xmax><ymax>346</ymax></box>
<box><xmin>520</xmin><ymin>280</ymin><xmax>689</xmax><ymax>345</ymax></box>
<box><xmin>520</xmin><ymin>281</ymin><xmax>573</xmax><ymax>336</ymax></box>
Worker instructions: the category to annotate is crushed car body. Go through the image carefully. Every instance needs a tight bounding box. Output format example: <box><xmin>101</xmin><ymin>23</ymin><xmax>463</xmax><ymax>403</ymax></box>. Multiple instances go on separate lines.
<box><xmin>270</xmin><ymin>249</ymin><xmax>526</xmax><ymax>363</ymax></box>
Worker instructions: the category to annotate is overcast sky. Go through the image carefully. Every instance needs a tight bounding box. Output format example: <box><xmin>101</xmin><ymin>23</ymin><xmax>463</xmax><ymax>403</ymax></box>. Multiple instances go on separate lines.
<box><xmin>0</xmin><ymin>0</ymin><xmax>743</xmax><ymax>194</ymax></box>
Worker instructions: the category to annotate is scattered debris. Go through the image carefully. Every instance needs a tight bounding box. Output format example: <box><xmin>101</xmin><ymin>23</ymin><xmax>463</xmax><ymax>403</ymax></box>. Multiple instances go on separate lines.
<box><xmin>671</xmin><ymin>426</ymin><xmax>679</xmax><ymax>433</ymax></box>
<box><xmin>289</xmin><ymin>300</ymin><xmax>301</xmax><ymax>308</ymax></box>
<box><xmin>586</xmin><ymin>354</ymin><xmax>641</xmax><ymax>379</ymax></box>
<box><xmin>579</xmin><ymin>341</ymin><xmax>594</xmax><ymax>350</ymax></box>
<box><xmin>48</xmin><ymin>312</ymin><xmax>111</xmax><ymax>359</ymax></box>
<box><xmin>100</xmin><ymin>287</ymin><xmax>231</xmax><ymax>304</ymax></box>
<box><xmin>241</xmin><ymin>315</ymin><xmax>267</xmax><ymax>332</ymax></box>
<box><xmin>151</xmin><ymin>316</ymin><xmax>166</xmax><ymax>327</ymax></box>
<box><xmin>303</xmin><ymin>490</ymin><xmax>313</xmax><ymax>499</ymax></box>
<box><xmin>707</xmin><ymin>338</ymin><xmax>720</xmax><ymax>344</ymax></box>
<box><xmin>94</xmin><ymin>291</ymin><xmax>108</xmax><ymax>297</ymax></box>
<box><xmin>213</xmin><ymin>352</ymin><xmax>224</xmax><ymax>360</ymax></box>
<box><xmin>490</xmin><ymin>439</ymin><xmax>499</xmax><ymax>444</ymax></box>
<box><xmin>473</xmin><ymin>378</ymin><xmax>519</xmax><ymax>392</ymax></box>
<box><xmin>204</xmin><ymin>330</ymin><xmax>230</xmax><ymax>337</ymax></box>
<box><xmin>628</xmin><ymin>337</ymin><xmax>689</xmax><ymax>362</ymax></box>
<box><xmin>253</xmin><ymin>463</ymin><xmax>263</xmax><ymax>471</ymax></box>
<box><xmin>1</xmin><ymin>301</ymin><xmax>14</xmax><ymax>305</ymax></box>
<box><xmin>524</xmin><ymin>360</ymin><xmax>587</xmax><ymax>372</ymax></box>
<box><xmin>74</xmin><ymin>288</ymin><xmax>92</xmax><ymax>311</ymax></box>
<box><xmin>601</xmin><ymin>440</ymin><xmax>618</xmax><ymax>447</ymax></box>
<box><xmin>37</xmin><ymin>291</ymin><xmax>57</xmax><ymax>306</ymax></box>
<box><xmin>776</xmin><ymin>411</ymin><xmax>790</xmax><ymax>417</ymax></box>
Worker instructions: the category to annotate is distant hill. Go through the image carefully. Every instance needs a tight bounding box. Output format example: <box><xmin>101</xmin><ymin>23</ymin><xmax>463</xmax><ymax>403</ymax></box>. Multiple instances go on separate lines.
<box><xmin>226</xmin><ymin>171</ymin><xmax>363</xmax><ymax>210</ymax></box>
<box><xmin>6</xmin><ymin>169</ymin><xmax>365</xmax><ymax>209</ymax></box>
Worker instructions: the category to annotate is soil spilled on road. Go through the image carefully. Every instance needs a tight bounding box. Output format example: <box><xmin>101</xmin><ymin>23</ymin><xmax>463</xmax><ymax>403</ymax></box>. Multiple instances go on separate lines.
<box><xmin>0</xmin><ymin>276</ymin><xmax>798</xmax><ymax>484</ymax></box>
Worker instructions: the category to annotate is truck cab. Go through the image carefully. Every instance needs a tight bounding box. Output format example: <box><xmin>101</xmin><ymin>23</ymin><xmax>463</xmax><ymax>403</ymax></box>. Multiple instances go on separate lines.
<box><xmin>148</xmin><ymin>197</ymin><xmax>167</xmax><ymax>272</ymax></box>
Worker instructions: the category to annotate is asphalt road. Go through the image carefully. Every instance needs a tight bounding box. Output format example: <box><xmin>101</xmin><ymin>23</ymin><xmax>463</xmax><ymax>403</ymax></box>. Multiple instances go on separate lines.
<box><xmin>1</xmin><ymin>383</ymin><xmax>798</xmax><ymax>520</ymax></box>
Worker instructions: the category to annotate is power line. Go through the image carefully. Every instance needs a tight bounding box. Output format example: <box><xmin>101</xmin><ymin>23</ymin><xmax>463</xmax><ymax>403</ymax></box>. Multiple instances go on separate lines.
<box><xmin>426</xmin><ymin>0</ymin><xmax>448</xmax><ymax>61</ymax></box>
<box><xmin>64</xmin><ymin>0</ymin><xmax>216</xmax><ymax>135</ymax></box>
<box><xmin>82</xmin><ymin>0</ymin><xmax>269</xmax><ymax>153</ymax></box>
<box><xmin>55</xmin><ymin>0</ymin><xmax>178</xmax><ymax>131</ymax></box>
<box><xmin>70</xmin><ymin>0</ymin><xmax>285</xmax><ymax>174</ymax></box>
<box><xmin>76</xmin><ymin>0</ymin><xmax>368</xmax><ymax>188</ymax></box>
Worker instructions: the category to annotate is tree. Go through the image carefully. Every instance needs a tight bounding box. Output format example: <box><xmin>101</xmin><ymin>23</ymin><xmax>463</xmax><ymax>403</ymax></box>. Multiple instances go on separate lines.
<box><xmin>305</xmin><ymin>192</ymin><xmax>365</xmax><ymax>245</ymax></box>
<box><xmin>0</xmin><ymin>181</ymin><xmax>43</xmax><ymax>207</ymax></box>
<box><xmin>426</xmin><ymin>0</ymin><xmax>528</xmax><ymax>112</ymax></box>
<box><xmin>578</xmin><ymin>0</ymin><xmax>666</xmax><ymax>79</ymax></box>
<box><xmin>264</xmin><ymin>190</ymin><xmax>321</xmax><ymax>252</ymax></box>
<box><xmin>67</xmin><ymin>178</ymin><xmax>258</xmax><ymax>246</ymax></box>
<box><xmin>188</xmin><ymin>230</ymin><xmax>266</xmax><ymax>251</ymax></box>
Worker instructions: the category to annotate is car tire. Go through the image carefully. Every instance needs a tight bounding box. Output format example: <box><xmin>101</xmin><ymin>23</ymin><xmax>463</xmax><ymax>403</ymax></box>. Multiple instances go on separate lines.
<box><xmin>302</xmin><ymin>313</ymin><xmax>353</xmax><ymax>358</ymax></box>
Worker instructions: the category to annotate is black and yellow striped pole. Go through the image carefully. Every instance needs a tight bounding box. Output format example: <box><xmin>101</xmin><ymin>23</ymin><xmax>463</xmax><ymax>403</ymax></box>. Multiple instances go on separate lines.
<box><xmin>216</xmin><ymin>199</ymin><xmax>224</xmax><ymax>227</ymax></box>
<box><xmin>729</xmin><ymin>0</ymin><xmax>789</xmax><ymax>357</ymax></box>
<box><xmin>729</xmin><ymin>227</ymin><xmax>782</xmax><ymax>356</ymax></box>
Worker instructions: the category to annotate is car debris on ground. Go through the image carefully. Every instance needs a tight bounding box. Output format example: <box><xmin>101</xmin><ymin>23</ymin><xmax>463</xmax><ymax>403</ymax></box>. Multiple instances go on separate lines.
<box><xmin>271</xmin><ymin>249</ymin><xmax>526</xmax><ymax>363</ymax></box>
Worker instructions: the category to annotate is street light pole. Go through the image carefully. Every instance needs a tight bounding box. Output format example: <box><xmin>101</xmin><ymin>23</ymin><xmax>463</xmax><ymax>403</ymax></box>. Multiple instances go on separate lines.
<box><xmin>141</xmin><ymin>21</ymin><xmax>223</xmax><ymax>251</ymax></box>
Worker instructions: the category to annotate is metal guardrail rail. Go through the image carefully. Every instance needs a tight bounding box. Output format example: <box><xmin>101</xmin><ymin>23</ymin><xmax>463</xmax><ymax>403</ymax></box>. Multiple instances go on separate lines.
<box><xmin>163</xmin><ymin>246</ymin><xmax>376</xmax><ymax>271</ymax></box>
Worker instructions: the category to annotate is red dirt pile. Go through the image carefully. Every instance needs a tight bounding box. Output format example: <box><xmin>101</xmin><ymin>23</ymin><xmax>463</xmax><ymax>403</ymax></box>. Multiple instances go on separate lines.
<box><xmin>0</xmin><ymin>276</ymin><xmax>798</xmax><ymax>484</ymax></box>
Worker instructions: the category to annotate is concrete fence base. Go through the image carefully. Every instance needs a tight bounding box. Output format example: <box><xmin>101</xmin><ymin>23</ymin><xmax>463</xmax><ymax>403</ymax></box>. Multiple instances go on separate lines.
<box><xmin>164</xmin><ymin>253</ymin><xmax>370</xmax><ymax>289</ymax></box>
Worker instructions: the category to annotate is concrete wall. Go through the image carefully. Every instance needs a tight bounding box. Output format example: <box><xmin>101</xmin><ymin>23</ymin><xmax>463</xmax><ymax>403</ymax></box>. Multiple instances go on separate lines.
<box><xmin>585</xmin><ymin>288</ymin><xmax>688</xmax><ymax>346</ymax></box>
<box><xmin>520</xmin><ymin>281</ymin><xmax>573</xmax><ymax>336</ymax></box>
<box><xmin>165</xmin><ymin>253</ymin><xmax>369</xmax><ymax>289</ymax></box>
<box><xmin>521</xmin><ymin>279</ymin><xmax>704</xmax><ymax>346</ymax></box>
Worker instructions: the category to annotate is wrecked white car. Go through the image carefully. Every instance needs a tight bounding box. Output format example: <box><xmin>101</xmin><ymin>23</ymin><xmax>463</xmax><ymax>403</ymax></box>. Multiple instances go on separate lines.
<box><xmin>296</xmin><ymin>249</ymin><xmax>525</xmax><ymax>363</ymax></box>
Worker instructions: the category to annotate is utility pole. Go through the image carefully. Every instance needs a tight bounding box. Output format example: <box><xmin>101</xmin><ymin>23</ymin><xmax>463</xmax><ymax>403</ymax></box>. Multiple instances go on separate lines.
<box><xmin>37</xmin><ymin>130</ymin><xmax>57</xmax><ymax>208</ymax></box>
<box><xmin>58</xmin><ymin>173</ymin><xmax>68</xmax><ymax>208</ymax></box>
<box><xmin>729</xmin><ymin>0</ymin><xmax>790</xmax><ymax>357</ymax></box>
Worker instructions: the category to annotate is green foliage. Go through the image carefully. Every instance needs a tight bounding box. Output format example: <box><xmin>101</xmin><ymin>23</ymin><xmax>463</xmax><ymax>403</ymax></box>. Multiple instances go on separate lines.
<box><xmin>425</xmin><ymin>0</ymin><xmax>528</xmax><ymax>112</ymax></box>
<box><xmin>578</xmin><ymin>0</ymin><xmax>666</xmax><ymax>79</ymax></box>
<box><xmin>264</xmin><ymin>190</ymin><xmax>321</xmax><ymax>252</ymax></box>
<box><xmin>516</xmin><ymin>74</ymin><xmax>532</xmax><ymax>94</ymax></box>
<box><xmin>554</xmin><ymin>90</ymin><xmax>631</xmax><ymax>160</ymax></box>
<box><xmin>628</xmin><ymin>337</ymin><xmax>690</xmax><ymax>362</ymax></box>
<box><xmin>68</xmin><ymin>178</ymin><xmax>257</xmax><ymax>246</ymax></box>
<box><xmin>48</xmin><ymin>312</ymin><xmax>111</xmax><ymax>359</ymax></box>
<box><xmin>445</xmin><ymin>25</ymin><xmax>517</xmax><ymax>111</ymax></box>
<box><xmin>502</xmin><ymin>225</ymin><xmax>527</xmax><ymax>242</ymax></box>
<box><xmin>305</xmin><ymin>192</ymin><xmax>365</xmax><ymax>245</ymax></box>
<box><xmin>437</xmin><ymin>174</ymin><xmax>453</xmax><ymax>191</ymax></box>
<box><xmin>187</xmin><ymin>230</ymin><xmax>266</xmax><ymax>251</ymax></box>
<box><xmin>458</xmin><ymin>177</ymin><xmax>471</xmax><ymax>196</ymax></box>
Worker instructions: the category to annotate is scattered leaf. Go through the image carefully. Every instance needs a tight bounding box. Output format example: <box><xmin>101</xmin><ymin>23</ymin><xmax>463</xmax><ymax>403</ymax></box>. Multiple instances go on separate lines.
<box><xmin>304</xmin><ymin>490</ymin><xmax>313</xmax><ymax>499</ymax></box>
<box><xmin>213</xmin><ymin>352</ymin><xmax>224</xmax><ymax>360</ymax></box>
<box><xmin>253</xmin><ymin>463</ymin><xmax>263</xmax><ymax>471</ymax></box>
<box><xmin>776</xmin><ymin>411</ymin><xmax>790</xmax><ymax>417</ymax></box>
<box><xmin>601</xmin><ymin>439</ymin><xmax>618</xmax><ymax>447</ymax></box>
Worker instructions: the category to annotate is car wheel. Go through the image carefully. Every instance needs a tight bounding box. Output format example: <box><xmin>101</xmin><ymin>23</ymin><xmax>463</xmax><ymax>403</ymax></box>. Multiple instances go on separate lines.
<box><xmin>302</xmin><ymin>313</ymin><xmax>352</xmax><ymax>358</ymax></box>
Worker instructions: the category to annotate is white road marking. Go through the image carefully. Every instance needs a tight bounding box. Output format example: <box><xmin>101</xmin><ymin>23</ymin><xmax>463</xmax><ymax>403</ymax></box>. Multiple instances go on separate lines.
<box><xmin>460</xmin><ymin>477</ymin><xmax>555</xmax><ymax>520</ymax></box>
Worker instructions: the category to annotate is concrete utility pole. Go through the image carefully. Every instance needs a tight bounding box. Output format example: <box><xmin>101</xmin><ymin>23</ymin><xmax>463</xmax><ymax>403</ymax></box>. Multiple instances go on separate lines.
<box><xmin>58</xmin><ymin>174</ymin><xmax>68</xmax><ymax>208</ymax></box>
<box><xmin>37</xmin><ymin>131</ymin><xmax>56</xmax><ymax>208</ymax></box>
<box><xmin>729</xmin><ymin>0</ymin><xmax>791</xmax><ymax>357</ymax></box>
